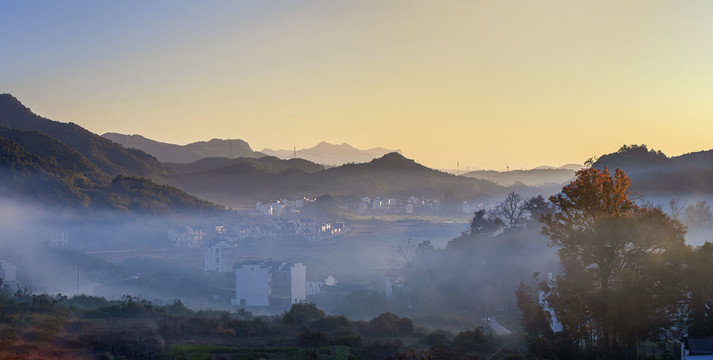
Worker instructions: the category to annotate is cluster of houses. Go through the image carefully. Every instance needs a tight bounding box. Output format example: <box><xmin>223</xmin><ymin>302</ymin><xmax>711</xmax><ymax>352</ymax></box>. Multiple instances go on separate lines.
<box><xmin>357</xmin><ymin>196</ymin><xmax>441</xmax><ymax>215</ymax></box>
<box><xmin>256</xmin><ymin>198</ymin><xmax>309</xmax><ymax>216</ymax></box>
<box><xmin>256</xmin><ymin>196</ymin><xmax>444</xmax><ymax>217</ymax></box>
<box><xmin>170</xmin><ymin>217</ymin><xmax>346</xmax><ymax>248</ymax></box>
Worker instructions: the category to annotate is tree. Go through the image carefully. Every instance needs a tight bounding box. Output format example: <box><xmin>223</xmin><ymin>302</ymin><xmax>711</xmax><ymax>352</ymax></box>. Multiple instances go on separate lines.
<box><xmin>685</xmin><ymin>201</ymin><xmax>712</xmax><ymax>228</ymax></box>
<box><xmin>492</xmin><ymin>192</ymin><xmax>527</xmax><ymax>227</ymax></box>
<box><xmin>515</xmin><ymin>276</ymin><xmax>554</xmax><ymax>341</ymax></box>
<box><xmin>468</xmin><ymin>209</ymin><xmax>503</xmax><ymax>236</ymax></box>
<box><xmin>523</xmin><ymin>195</ymin><xmax>552</xmax><ymax>223</ymax></box>
<box><xmin>684</xmin><ymin>243</ymin><xmax>713</xmax><ymax>336</ymax></box>
<box><xmin>540</xmin><ymin>167</ymin><xmax>687</xmax><ymax>356</ymax></box>
<box><xmin>669</xmin><ymin>199</ymin><xmax>684</xmax><ymax>222</ymax></box>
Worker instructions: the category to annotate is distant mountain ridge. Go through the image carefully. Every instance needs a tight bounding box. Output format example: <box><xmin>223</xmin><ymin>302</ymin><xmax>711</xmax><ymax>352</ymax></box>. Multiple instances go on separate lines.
<box><xmin>462</xmin><ymin>166</ymin><xmax>578</xmax><ymax>187</ymax></box>
<box><xmin>261</xmin><ymin>141</ymin><xmax>399</xmax><ymax>166</ymax></box>
<box><xmin>102</xmin><ymin>133</ymin><xmax>261</xmax><ymax>163</ymax></box>
<box><xmin>0</xmin><ymin>94</ymin><xmax>221</xmax><ymax>213</ymax></box>
<box><xmin>165</xmin><ymin>156</ymin><xmax>324</xmax><ymax>175</ymax></box>
<box><xmin>170</xmin><ymin>151</ymin><xmax>505</xmax><ymax>206</ymax></box>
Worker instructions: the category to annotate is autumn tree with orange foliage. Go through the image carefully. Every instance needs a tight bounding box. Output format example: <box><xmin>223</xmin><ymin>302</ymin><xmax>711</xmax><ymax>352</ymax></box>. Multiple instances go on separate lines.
<box><xmin>541</xmin><ymin>167</ymin><xmax>688</xmax><ymax>358</ymax></box>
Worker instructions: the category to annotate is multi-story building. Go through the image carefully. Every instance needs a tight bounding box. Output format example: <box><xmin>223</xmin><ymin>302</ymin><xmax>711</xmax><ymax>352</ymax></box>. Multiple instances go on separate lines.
<box><xmin>232</xmin><ymin>261</ymin><xmax>306</xmax><ymax>308</ymax></box>
<box><xmin>203</xmin><ymin>239</ymin><xmax>239</xmax><ymax>273</ymax></box>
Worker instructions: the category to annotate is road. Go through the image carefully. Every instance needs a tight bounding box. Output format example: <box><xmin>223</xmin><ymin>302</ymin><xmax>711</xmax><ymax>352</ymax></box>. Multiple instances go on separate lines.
<box><xmin>483</xmin><ymin>317</ymin><xmax>511</xmax><ymax>335</ymax></box>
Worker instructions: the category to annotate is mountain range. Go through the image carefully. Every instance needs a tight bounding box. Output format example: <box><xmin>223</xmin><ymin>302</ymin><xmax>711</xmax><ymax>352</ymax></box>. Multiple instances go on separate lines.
<box><xmin>6</xmin><ymin>93</ymin><xmax>713</xmax><ymax>212</ymax></box>
<box><xmin>103</xmin><ymin>132</ymin><xmax>398</xmax><ymax>167</ymax></box>
<box><xmin>169</xmin><ymin>152</ymin><xmax>505</xmax><ymax>206</ymax></box>
<box><xmin>102</xmin><ymin>133</ymin><xmax>262</xmax><ymax>163</ymax></box>
<box><xmin>0</xmin><ymin>94</ymin><xmax>221</xmax><ymax>213</ymax></box>
<box><xmin>261</xmin><ymin>142</ymin><xmax>398</xmax><ymax>166</ymax></box>
<box><xmin>461</xmin><ymin>165</ymin><xmax>579</xmax><ymax>187</ymax></box>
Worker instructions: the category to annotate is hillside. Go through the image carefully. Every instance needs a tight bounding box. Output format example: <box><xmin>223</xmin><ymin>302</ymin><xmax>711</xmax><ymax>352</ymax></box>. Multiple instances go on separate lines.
<box><xmin>171</xmin><ymin>152</ymin><xmax>504</xmax><ymax>206</ymax></box>
<box><xmin>592</xmin><ymin>144</ymin><xmax>713</xmax><ymax>194</ymax></box>
<box><xmin>0</xmin><ymin>134</ymin><xmax>91</xmax><ymax>206</ymax></box>
<box><xmin>0</xmin><ymin>126</ymin><xmax>108</xmax><ymax>183</ymax></box>
<box><xmin>0</xmin><ymin>94</ymin><xmax>221</xmax><ymax>213</ymax></box>
<box><xmin>261</xmin><ymin>141</ymin><xmax>398</xmax><ymax>166</ymax></box>
<box><xmin>462</xmin><ymin>167</ymin><xmax>577</xmax><ymax>187</ymax></box>
<box><xmin>102</xmin><ymin>132</ymin><xmax>261</xmax><ymax>163</ymax></box>
<box><xmin>166</xmin><ymin>156</ymin><xmax>324</xmax><ymax>175</ymax></box>
<box><xmin>0</xmin><ymin>133</ymin><xmax>220</xmax><ymax>213</ymax></box>
<box><xmin>0</xmin><ymin>94</ymin><xmax>169</xmax><ymax>180</ymax></box>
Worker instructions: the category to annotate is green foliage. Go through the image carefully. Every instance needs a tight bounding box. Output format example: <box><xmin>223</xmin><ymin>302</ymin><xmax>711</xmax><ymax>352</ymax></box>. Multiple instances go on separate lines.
<box><xmin>284</xmin><ymin>303</ymin><xmax>327</xmax><ymax>326</ymax></box>
<box><xmin>366</xmin><ymin>312</ymin><xmax>414</xmax><ymax>337</ymax></box>
<box><xmin>0</xmin><ymin>94</ymin><xmax>222</xmax><ymax>214</ymax></box>
<box><xmin>339</xmin><ymin>290</ymin><xmax>389</xmax><ymax>320</ymax></box>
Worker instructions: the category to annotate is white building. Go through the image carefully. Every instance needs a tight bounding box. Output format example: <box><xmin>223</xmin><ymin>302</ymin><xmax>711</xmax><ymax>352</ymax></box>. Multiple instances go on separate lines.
<box><xmin>234</xmin><ymin>262</ymin><xmax>271</xmax><ymax>307</ymax></box>
<box><xmin>357</xmin><ymin>203</ymin><xmax>368</xmax><ymax>214</ymax></box>
<box><xmin>233</xmin><ymin>261</ymin><xmax>306</xmax><ymax>308</ymax></box>
<box><xmin>203</xmin><ymin>239</ymin><xmax>239</xmax><ymax>273</ymax></box>
<box><xmin>169</xmin><ymin>226</ymin><xmax>204</xmax><ymax>248</ymax></box>
<box><xmin>49</xmin><ymin>229</ymin><xmax>69</xmax><ymax>247</ymax></box>
<box><xmin>0</xmin><ymin>260</ymin><xmax>18</xmax><ymax>287</ymax></box>
<box><xmin>307</xmin><ymin>275</ymin><xmax>338</xmax><ymax>296</ymax></box>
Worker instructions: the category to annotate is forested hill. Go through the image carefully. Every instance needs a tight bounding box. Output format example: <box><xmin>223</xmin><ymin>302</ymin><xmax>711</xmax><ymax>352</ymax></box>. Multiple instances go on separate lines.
<box><xmin>0</xmin><ymin>94</ymin><xmax>169</xmax><ymax>180</ymax></box>
<box><xmin>166</xmin><ymin>155</ymin><xmax>324</xmax><ymax>175</ymax></box>
<box><xmin>0</xmin><ymin>94</ymin><xmax>222</xmax><ymax>213</ymax></box>
<box><xmin>171</xmin><ymin>152</ymin><xmax>504</xmax><ymax>205</ymax></box>
<box><xmin>592</xmin><ymin>144</ymin><xmax>713</xmax><ymax>194</ymax></box>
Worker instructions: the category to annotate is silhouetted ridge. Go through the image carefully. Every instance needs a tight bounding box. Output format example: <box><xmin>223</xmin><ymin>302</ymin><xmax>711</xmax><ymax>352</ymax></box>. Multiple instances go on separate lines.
<box><xmin>0</xmin><ymin>94</ymin><xmax>168</xmax><ymax>179</ymax></box>
<box><xmin>593</xmin><ymin>144</ymin><xmax>669</xmax><ymax>171</ymax></box>
<box><xmin>171</xmin><ymin>150</ymin><xmax>504</xmax><ymax>205</ymax></box>
<box><xmin>591</xmin><ymin>144</ymin><xmax>713</xmax><ymax>194</ymax></box>
<box><xmin>366</xmin><ymin>152</ymin><xmax>425</xmax><ymax>170</ymax></box>
<box><xmin>165</xmin><ymin>156</ymin><xmax>324</xmax><ymax>175</ymax></box>
<box><xmin>0</xmin><ymin>94</ymin><xmax>221</xmax><ymax>213</ymax></box>
<box><xmin>102</xmin><ymin>132</ymin><xmax>261</xmax><ymax>163</ymax></box>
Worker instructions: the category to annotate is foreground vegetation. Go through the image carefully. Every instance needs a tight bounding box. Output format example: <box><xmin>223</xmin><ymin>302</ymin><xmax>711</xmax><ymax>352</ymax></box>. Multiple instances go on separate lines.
<box><xmin>0</xmin><ymin>288</ymin><xmax>524</xmax><ymax>360</ymax></box>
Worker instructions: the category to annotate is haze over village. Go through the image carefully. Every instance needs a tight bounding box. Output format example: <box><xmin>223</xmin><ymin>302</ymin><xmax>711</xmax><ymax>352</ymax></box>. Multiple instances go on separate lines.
<box><xmin>2</xmin><ymin>1</ymin><xmax>713</xmax><ymax>359</ymax></box>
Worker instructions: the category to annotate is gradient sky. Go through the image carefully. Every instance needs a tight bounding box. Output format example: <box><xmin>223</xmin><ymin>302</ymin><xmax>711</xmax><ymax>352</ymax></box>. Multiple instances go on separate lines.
<box><xmin>2</xmin><ymin>1</ymin><xmax>713</xmax><ymax>170</ymax></box>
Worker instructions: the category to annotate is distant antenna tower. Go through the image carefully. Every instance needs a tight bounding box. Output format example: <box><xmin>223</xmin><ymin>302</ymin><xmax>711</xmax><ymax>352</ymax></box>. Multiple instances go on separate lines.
<box><xmin>293</xmin><ymin>146</ymin><xmax>296</xmax><ymax>159</ymax></box>
<box><xmin>457</xmin><ymin>162</ymin><xmax>459</xmax><ymax>176</ymax></box>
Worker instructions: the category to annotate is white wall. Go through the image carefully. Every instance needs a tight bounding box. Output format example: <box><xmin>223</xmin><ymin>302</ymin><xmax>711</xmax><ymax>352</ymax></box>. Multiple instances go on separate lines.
<box><xmin>290</xmin><ymin>263</ymin><xmax>306</xmax><ymax>304</ymax></box>
<box><xmin>235</xmin><ymin>264</ymin><xmax>270</xmax><ymax>306</ymax></box>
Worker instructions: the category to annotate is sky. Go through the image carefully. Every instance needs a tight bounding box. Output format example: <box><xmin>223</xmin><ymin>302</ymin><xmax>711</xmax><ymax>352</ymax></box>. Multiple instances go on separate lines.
<box><xmin>2</xmin><ymin>1</ymin><xmax>713</xmax><ymax>170</ymax></box>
